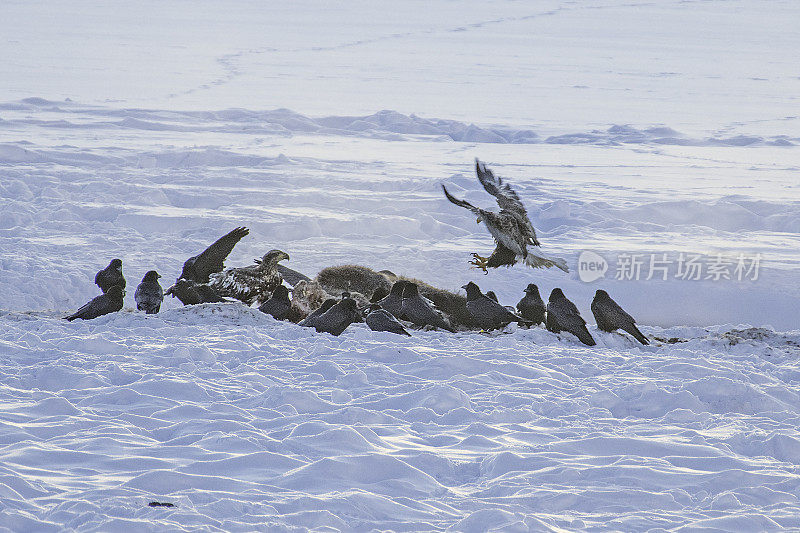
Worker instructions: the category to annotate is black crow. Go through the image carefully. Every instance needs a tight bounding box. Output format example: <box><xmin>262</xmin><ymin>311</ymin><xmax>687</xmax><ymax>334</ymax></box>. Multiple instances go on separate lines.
<box><xmin>258</xmin><ymin>285</ymin><xmax>292</xmax><ymax>321</ymax></box>
<box><xmin>546</xmin><ymin>288</ymin><xmax>596</xmax><ymax>346</ymax></box>
<box><xmin>134</xmin><ymin>270</ymin><xmax>163</xmax><ymax>314</ymax></box>
<box><xmin>400</xmin><ymin>282</ymin><xmax>454</xmax><ymax>332</ymax></box>
<box><xmin>313</xmin><ymin>297</ymin><xmax>359</xmax><ymax>336</ymax></box>
<box><xmin>95</xmin><ymin>259</ymin><xmax>125</xmax><ymax>294</ymax></box>
<box><xmin>298</xmin><ymin>298</ymin><xmax>337</xmax><ymax>328</ymax></box>
<box><xmin>463</xmin><ymin>282</ymin><xmax>521</xmax><ymax>330</ymax></box>
<box><xmin>377</xmin><ymin>280</ymin><xmax>407</xmax><ymax>319</ymax></box>
<box><xmin>165</xmin><ymin>279</ymin><xmax>225</xmax><ymax>306</ymax></box>
<box><xmin>591</xmin><ymin>290</ymin><xmax>649</xmax><ymax>345</ymax></box>
<box><xmin>177</xmin><ymin>227</ymin><xmax>249</xmax><ymax>283</ymax></box>
<box><xmin>66</xmin><ymin>285</ymin><xmax>124</xmax><ymax>321</ymax></box>
<box><xmin>516</xmin><ymin>283</ymin><xmax>546</xmax><ymax>326</ymax></box>
<box><xmin>366</xmin><ymin>308</ymin><xmax>411</xmax><ymax>336</ymax></box>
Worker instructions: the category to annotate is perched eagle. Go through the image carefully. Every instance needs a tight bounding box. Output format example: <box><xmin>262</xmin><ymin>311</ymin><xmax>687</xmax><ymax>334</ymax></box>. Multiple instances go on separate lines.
<box><xmin>208</xmin><ymin>249</ymin><xmax>289</xmax><ymax>306</ymax></box>
<box><xmin>441</xmin><ymin>159</ymin><xmax>568</xmax><ymax>273</ymax></box>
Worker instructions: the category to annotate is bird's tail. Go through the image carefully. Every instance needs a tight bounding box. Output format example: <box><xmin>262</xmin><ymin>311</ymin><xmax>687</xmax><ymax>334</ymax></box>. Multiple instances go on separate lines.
<box><xmin>523</xmin><ymin>248</ymin><xmax>570</xmax><ymax>273</ymax></box>
<box><xmin>576</xmin><ymin>326</ymin><xmax>597</xmax><ymax>346</ymax></box>
<box><xmin>627</xmin><ymin>324</ymin><xmax>649</xmax><ymax>345</ymax></box>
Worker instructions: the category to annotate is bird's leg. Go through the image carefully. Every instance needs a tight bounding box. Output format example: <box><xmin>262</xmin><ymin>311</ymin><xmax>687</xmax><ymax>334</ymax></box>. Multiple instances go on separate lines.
<box><xmin>469</xmin><ymin>253</ymin><xmax>489</xmax><ymax>274</ymax></box>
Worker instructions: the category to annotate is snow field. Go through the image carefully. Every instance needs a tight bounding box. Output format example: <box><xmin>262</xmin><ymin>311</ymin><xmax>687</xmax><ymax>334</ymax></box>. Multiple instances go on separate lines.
<box><xmin>1</xmin><ymin>305</ymin><xmax>799</xmax><ymax>531</ymax></box>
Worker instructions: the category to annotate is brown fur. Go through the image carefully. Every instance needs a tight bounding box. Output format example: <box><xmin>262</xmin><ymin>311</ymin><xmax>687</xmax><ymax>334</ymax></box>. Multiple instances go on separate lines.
<box><xmin>291</xmin><ymin>280</ymin><xmax>332</xmax><ymax>315</ymax></box>
<box><xmin>315</xmin><ymin>265</ymin><xmax>392</xmax><ymax>299</ymax></box>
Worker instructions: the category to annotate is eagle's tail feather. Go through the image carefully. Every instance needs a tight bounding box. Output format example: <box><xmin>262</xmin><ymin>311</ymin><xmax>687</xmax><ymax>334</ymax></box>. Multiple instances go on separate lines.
<box><xmin>523</xmin><ymin>249</ymin><xmax>570</xmax><ymax>273</ymax></box>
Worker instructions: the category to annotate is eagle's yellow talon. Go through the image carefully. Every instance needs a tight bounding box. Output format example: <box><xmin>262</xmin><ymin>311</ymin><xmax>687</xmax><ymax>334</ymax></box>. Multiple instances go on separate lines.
<box><xmin>469</xmin><ymin>253</ymin><xmax>490</xmax><ymax>274</ymax></box>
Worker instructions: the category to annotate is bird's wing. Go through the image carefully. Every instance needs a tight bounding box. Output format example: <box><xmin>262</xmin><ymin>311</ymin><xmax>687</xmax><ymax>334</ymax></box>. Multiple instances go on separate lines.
<box><xmin>277</xmin><ymin>264</ymin><xmax>310</xmax><ymax>286</ymax></box>
<box><xmin>475</xmin><ymin>160</ymin><xmax>527</xmax><ymax>218</ymax></box>
<box><xmin>554</xmin><ymin>299</ymin><xmax>587</xmax><ymax>327</ymax></box>
<box><xmin>475</xmin><ymin>160</ymin><xmax>540</xmax><ymax>246</ymax></box>
<box><xmin>600</xmin><ymin>299</ymin><xmax>637</xmax><ymax>327</ymax></box>
<box><xmin>441</xmin><ymin>185</ymin><xmax>490</xmax><ymax>219</ymax></box>
<box><xmin>183</xmin><ymin>227</ymin><xmax>249</xmax><ymax>282</ymax></box>
<box><xmin>442</xmin><ymin>184</ymin><xmax>510</xmax><ymax>250</ymax></box>
<box><xmin>69</xmin><ymin>300</ymin><xmax>94</xmax><ymax>319</ymax></box>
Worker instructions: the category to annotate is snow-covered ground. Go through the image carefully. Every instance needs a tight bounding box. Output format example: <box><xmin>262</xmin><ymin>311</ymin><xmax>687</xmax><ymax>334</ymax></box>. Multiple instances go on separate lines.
<box><xmin>1</xmin><ymin>0</ymin><xmax>799</xmax><ymax>531</ymax></box>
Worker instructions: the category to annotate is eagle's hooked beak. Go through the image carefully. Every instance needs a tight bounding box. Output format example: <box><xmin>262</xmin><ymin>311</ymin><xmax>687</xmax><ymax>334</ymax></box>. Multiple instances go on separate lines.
<box><xmin>476</xmin><ymin>216</ymin><xmax>482</xmax><ymax>225</ymax></box>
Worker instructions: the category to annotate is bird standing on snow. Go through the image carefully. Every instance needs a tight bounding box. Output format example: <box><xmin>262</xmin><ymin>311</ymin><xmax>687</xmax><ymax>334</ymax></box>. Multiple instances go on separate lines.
<box><xmin>365</xmin><ymin>307</ymin><xmax>411</xmax><ymax>336</ymax></box>
<box><xmin>167</xmin><ymin>227</ymin><xmax>250</xmax><ymax>305</ymax></box>
<box><xmin>298</xmin><ymin>298</ymin><xmax>337</xmax><ymax>329</ymax></box>
<box><xmin>377</xmin><ymin>280</ymin><xmax>407</xmax><ymax>319</ymax></box>
<box><xmin>134</xmin><ymin>271</ymin><xmax>163</xmax><ymax>314</ymax></box>
<box><xmin>516</xmin><ymin>283</ymin><xmax>546</xmax><ymax>326</ymax></box>
<box><xmin>463</xmin><ymin>282</ymin><xmax>521</xmax><ymax>330</ymax></box>
<box><xmin>95</xmin><ymin>259</ymin><xmax>125</xmax><ymax>294</ymax></box>
<box><xmin>312</xmin><ymin>297</ymin><xmax>359</xmax><ymax>336</ymax></box>
<box><xmin>591</xmin><ymin>289</ymin><xmax>649</xmax><ymax>345</ymax></box>
<box><xmin>208</xmin><ymin>249</ymin><xmax>290</xmax><ymax>306</ymax></box>
<box><xmin>401</xmin><ymin>282</ymin><xmax>454</xmax><ymax>332</ymax></box>
<box><xmin>65</xmin><ymin>285</ymin><xmax>125</xmax><ymax>321</ymax></box>
<box><xmin>442</xmin><ymin>159</ymin><xmax>568</xmax><ymax>274</ymax></box>
<box><xmin>546</xmin><ymin>288</ymin><xmax>596</xmax><ymax>346</ymax></box>
<box><xmin>165</xmin><ymin>279</ymin><xmax>225</xmax><ymax>305</ymax></box>
<box><xmin>258</xmin><ymin>285</ymin><xmax>292</xmax><ymax>321</ymax></box>
<box><xmin>176</xmin><ymin>227</ymin><xmax>250</xmax><ymax>284</ymax></box>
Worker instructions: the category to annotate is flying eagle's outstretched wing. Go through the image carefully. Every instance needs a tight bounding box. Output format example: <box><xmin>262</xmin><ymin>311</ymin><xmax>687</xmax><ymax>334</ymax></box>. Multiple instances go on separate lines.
<box><xmin>475</xmin><ymin>159</ymin><xmax>539</xmax><ymax>246</ymax></box>
<box><xmin>178</xmin><ymin>227</ymin><xmax>250</xmax><ymax>283</ymax></box>
<box><xmin>441</xmin><ymin>184</ymin><xmax>501</xmax><ymax>227</ymax></box>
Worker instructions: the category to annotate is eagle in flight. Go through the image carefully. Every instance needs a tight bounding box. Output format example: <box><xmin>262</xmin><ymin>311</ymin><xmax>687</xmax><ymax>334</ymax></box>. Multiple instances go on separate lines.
<box><xmin>442</xmin><ymin>160</ymin><xmax>569</xmax><ymax>273</ymax></box>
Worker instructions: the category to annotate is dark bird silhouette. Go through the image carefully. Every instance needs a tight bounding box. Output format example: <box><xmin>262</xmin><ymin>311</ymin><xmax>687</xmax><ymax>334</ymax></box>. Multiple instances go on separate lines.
<box><xmin>365</xmin><ymin>307</ymin><xmax>411</xmax><ymax>336</ymax></box>
<box><xmin>370</xmin><ymin>286</ymin><xmax>389</xmax><ymax>303</ymax></box>
<box><xmin>377</xmin><ymin>280</ymin><xmax>407</xmax><ymax>319</ymax></box>
<box><xmin>591</xmin><ymin>289</ymin><xmax>649</xmax><ymax>345</ymax></box>
<box><xmin>298</xmin><ymin>298</ymin><xmax>337</xmax><ymax>329</ymax></box>
<box><xmin>134</xmin><ymin>271</ymin><xmax>163</xmax><ymax>314</ymax></box>
<box><xmin>546</xmin><ymin>288</ymin><xmax>595</xmax><ymax>346</ymax></box>
<box><xmin>95</xmin><ymin>259</ymin><xmax>125</xmax><ymax>294</ymax></box>
<box><xmin>312</xmin><ymin>265</ymin><xmax>476</xmax><ymax>329</ymax></box>
<box><xmin>177</xmin><ymin>227</ymin><xmax>249</xmax><ymax>283</ymax></box>
<box><xmin>442</xmin><ymin>160</ymin><xmax>568</xmax><ymax>273</ymax></box>
<box><xmin>485</xmin><ymin>290</ymin><xmax>499</xmax><ymax>302</ymax></box>
<box><xmin>401</xmin><ymin>282</ymin><xmax>455</xmax><ymax>332</ymax></box>
<box><xmin>258</xmin><ymin>285</ymin><xmax>292</xmax><ymax>321</ymax></box>
<box><xmin>312</xmin><ymin>297</ymin><xmax>359</xmax><ymax>336</ymax></box>
<box><xmin>516</xmin><ymin>283</ymin><xmax>546</xmax><ymax>326</ymax></box>
<box><xmin>463</xmin><ymin>282</ymin><xmax>521</xmax><ymax>330</ymax></box>
<box><xmin>65</xmin><ymin>285</ymin><xmax>125</xmax><ymax>321</ymax></box>
<box><xmin>165</xmin><ymin>279</ymin><xmax>226</xmax><ymax>305</ymax></box>
<box><xmin>209</xmin><ymin>249</ymin><xmax>289</xmax><ymax>305</ymax></box>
